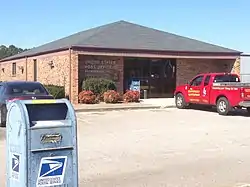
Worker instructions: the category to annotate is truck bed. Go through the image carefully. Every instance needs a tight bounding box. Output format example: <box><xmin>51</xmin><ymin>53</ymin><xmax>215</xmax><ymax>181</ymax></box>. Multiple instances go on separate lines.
<box><xmin>212</xmin><ymin>82</ymin><xmax>250</xmax><ymax>87</ymax></box>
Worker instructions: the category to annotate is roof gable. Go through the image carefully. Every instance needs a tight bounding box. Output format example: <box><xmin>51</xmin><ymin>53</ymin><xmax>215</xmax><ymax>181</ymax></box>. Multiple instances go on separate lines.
<box><xmin>1</xmin><ymin>20</ymin><xmax>241</xmax><ymax>61</ymax></box>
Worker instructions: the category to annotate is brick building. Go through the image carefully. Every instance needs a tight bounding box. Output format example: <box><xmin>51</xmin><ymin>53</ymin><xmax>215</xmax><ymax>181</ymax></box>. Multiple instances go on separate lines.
<box><xmin>0</xmin><ymin>20</ymin><xmax>241</xmax><ymax>104</ymax></box>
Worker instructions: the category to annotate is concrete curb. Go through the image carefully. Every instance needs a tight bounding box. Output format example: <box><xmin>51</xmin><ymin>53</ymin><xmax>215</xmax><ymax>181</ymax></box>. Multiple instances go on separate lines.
<box><xmin>161</xmin><ymin>105</ymin><xmax>176</xmax><ymax>109</ymax></box>
<box><xmin>74</xmin><ymin>105</ymin><xmax>176</xmax><ymax>112</ymax></box>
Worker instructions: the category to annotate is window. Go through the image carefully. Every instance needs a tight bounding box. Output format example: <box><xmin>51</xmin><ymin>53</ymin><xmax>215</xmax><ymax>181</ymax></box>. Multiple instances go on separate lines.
<box><xmin>204</xmin><ymin>75</ymin><xmax>211</xmax><ymax>86</ymax></box>
<box><xmin>190</xmin><ymin>75</ymin><xmax>204</xmax><ymax>86</ymax></box>
<box><xmin>12</xmin><ymin>63</ymin><xmax>16</xmax><ymax>76</ymax></box>
<box><xmin>213</xmin><ymin>74</ymin><xmax>240</xmax><ymax>83</ymax></box>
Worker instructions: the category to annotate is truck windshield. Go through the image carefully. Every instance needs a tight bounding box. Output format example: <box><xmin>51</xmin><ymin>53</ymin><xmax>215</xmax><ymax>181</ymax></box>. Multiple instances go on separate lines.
<box><xmin>213</xmin><ymin>75</ymin><xmax>240</xmax><ymax>83</ymax></box>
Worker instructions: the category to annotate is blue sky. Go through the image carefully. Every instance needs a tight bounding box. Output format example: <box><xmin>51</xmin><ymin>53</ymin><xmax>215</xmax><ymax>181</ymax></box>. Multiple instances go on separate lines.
<box><xmin>1</xmin><ymin>0</ymin><xmax>249</xmax><ymax>53</ymax></box>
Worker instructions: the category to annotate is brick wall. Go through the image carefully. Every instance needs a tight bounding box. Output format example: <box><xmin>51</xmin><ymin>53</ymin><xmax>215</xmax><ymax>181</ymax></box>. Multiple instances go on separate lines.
<box><xmin>0</xmin><ymin>58</ymin><xmax>26</xmax><ymax>81</ymax></box>
<box><xmin>78</xmin><ymin>55</ymin><xmax>124</xmax><ymax>93</ymax></box>
<box><xmin>176</xmin><ymin>58</ymin><xmax>240</xmax><ymax>85</ymax></box>
<box><xmin>27</xmin><ymin>51</ymin><xmax>71</xmax><ymax>94</ymax></box>
<box><xmin>0</xmin><ymin>50</ymin><xmax>77</xmax><ymax>102</ymax></box>
<box><xmin>0</xmin><ymin>51</ymin><xmax>125</xmax><ymax>104</ymax></box>
<box><xmin>70</xmin><ymin>51</ymin><xmax>79</xmax><ymax>104</ymax></box>
<box><xmin>0</xmin><ymin>51</ymin><xmax>240</xmax><ymax>104</ymax></box>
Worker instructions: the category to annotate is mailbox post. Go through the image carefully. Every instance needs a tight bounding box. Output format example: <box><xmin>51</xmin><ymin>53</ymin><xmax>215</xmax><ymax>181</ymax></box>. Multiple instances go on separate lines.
<box><xmin>6</xmin><ymin>99</ymin><xmax>79</xmax><ymax>187</ymax></box>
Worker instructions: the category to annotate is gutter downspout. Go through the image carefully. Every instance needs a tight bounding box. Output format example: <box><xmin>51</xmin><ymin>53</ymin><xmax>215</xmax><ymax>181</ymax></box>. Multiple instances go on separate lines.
<box><xmin>25</xmin><ymin>56</ymin><xmax>28</xmax><ymax>81</ymax></box>
<box><xmin>69</xmin><ymin>47</ymin><xmax>72</xmax><ymax>101</ymax></box>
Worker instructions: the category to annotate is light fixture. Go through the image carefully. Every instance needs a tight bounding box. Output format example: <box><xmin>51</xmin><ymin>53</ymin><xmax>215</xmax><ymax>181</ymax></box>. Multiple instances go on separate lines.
<box><xmin>48</xmin><ymin>61</ymin><xmax>54</xmax><ymax>69</ymax></box>
<box><xmin>18</xmin><ymin>66</ymin><xmax>24</xmax><ymax>74</ymax></box>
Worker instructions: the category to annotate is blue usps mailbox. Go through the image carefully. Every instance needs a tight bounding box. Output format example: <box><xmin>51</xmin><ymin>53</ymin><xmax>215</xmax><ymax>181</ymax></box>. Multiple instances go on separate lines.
<box><xmin>6</xmin><ymin>99</ymin><xmax>78</xmax><ymax>187</ymax></box>
<box><xmin>129</xmin><ymin>79</ymin><xmax>140</xmax><ymax>92</ymax></box>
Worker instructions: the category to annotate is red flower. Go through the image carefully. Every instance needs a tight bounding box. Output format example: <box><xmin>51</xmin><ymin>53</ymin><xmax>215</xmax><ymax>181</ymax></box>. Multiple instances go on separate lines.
<box><xmin>78</xmin><ymin>90</ymin><xmax>96</xmax><ymax>104</ymax></box>
<box><xmin>103</xmin><ymin>90</ymin><xmax>121</xmax><ymax>103</ymax></box>
<box><xmin>123</xmin><ymin>90</ymin><xmax>140</xmax><ymax>103</ymax></box>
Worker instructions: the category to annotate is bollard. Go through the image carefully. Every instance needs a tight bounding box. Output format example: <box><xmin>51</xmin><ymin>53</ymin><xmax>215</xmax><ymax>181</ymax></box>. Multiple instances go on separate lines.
<box><xmin>143</xmin><ymin>90</ymin><xmax>148</xmax><ymax>99</ymax></box>
<box><xmin>6</xmin><ymin>99</ymin><xmax>79</xmax><ymax>187</ymax></box>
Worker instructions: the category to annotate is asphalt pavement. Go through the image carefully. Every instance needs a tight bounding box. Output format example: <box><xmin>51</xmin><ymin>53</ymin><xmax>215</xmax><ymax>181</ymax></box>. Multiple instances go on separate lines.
<box><xmin>1</xmin><ymin>108</ymin><xmax>250</xmax><ymax>187</ymax></box>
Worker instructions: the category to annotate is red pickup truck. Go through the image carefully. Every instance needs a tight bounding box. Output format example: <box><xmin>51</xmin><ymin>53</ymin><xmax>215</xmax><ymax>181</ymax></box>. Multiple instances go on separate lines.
<box><xmin>174</xmin><ymin>73</ymin><xmax>250</xmax><ymax>115</ymax></box>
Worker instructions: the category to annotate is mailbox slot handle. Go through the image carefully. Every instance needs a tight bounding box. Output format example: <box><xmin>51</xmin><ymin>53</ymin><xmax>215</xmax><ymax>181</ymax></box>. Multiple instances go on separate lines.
<box><xmin>31</xmin><ymin>146</ymin><xmax>74</xmax><ymax>153</ymax></box>
<box><xmin>31</xmin><ymin>124</ymin><xmax>72</xmax><ymax>129</ymax></box>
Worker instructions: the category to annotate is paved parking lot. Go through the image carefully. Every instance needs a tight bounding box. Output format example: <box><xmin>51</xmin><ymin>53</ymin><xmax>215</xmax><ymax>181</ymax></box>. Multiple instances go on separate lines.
<box><xmin>1</xmin><ymin>108</ymin><xmax>250</xmax><ymax>186</ymax></box>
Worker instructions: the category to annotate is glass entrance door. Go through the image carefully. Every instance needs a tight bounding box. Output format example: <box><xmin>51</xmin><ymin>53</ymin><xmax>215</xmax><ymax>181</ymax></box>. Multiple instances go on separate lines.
<box><xmin>124</xmin><ymin>58</ymin><xmax>176</xmax><ymax>98</ymax></box>
<box><xmin>149</xmin><ymin>62</ymin><xmax>162</xmax><ymax>97</ymax></box>
<box><xmin>149</xmin><ymin>59</ymin><xmax>176</xmax><ymax>98</ymax></box>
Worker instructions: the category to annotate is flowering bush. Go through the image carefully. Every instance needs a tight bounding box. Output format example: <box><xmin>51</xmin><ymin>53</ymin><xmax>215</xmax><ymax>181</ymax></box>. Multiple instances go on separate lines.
<box><xmin>103</xmin><ymin>90</ymin><xmax>121</xmax><ymax>103</ymax></box>
<box><xmin>78</xmin><ymin>90</ymin><xmax>96</xmax><ymax>104</ymax></box>
<box><xmin>123</xmin><ymin>90</ymin><xmax>140</xmax><ymax>103</ymax></box>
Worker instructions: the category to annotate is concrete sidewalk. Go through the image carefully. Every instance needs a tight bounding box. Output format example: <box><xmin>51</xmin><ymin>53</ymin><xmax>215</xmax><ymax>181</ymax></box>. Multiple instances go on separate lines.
<box><xmin>74</xmin><ymin>98</ymin><xmax>175</xmax><ymax>112</ymax></box>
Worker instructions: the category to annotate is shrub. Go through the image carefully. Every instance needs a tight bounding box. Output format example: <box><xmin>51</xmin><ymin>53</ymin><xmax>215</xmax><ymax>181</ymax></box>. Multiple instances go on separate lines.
<box><xmin>123</xmin><ymin>90</ymin><xmax>140</xmax><ymax>103</ymax></box>
<box><xmin>103</xmin><ymin>90</ymin><xmax>121</xmax><ymax>103</ymax></box>
<box><xmin>44</xmin><ymin>85</ymin><xmax>65</xmax><ymax>99</ymax></box>
<box><xmin>78</xmin><ymin>90</ymin><xmax>96</xmax><ymax>104</ymax></box>
<box><xmin>96</xmin><ymin>94</ymin><xmax>104</xmax><ymax>102</ymax></box>
<box><xmin>82</xmin><ymin>78</ymin><xmax>116</xmax><ymax>95</ymax></box>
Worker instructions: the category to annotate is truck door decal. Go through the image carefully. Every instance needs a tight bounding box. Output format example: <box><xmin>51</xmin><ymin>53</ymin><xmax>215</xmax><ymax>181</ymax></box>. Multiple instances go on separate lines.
<box><xmin>202</xmin><ymin>87</ymin><xmax>207</xmax><ymax>96</ymax></box>
<box><xmin>202</xmin><ymin>87</ymin><xmax>209</xmax><ymax>103</ymax></box>
<box><xmin>201</xmin><ymin>75</ymin><xmax>211</xmax><ymax>104</ymax></box>
<box><xmin>188</xmin><ymin>90</ymin><xmax>200</xmax><ymax>96</ymax></box>
<box><xmin>187</xmin><ymin>75</ymin><xmax>204</xmax><ymax>103</ymax></box>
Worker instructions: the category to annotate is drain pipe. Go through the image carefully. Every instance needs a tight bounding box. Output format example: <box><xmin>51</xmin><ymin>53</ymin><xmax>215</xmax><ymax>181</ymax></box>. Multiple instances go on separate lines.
<box><xmin>25</xmin><ymin>56</ymin><xmax>28</xmax><ymax>81</ymax></box>
<box><xmin>69</xmin><ymin>47</ymin><xmax>72</xmax><ymax>101</ymax></box>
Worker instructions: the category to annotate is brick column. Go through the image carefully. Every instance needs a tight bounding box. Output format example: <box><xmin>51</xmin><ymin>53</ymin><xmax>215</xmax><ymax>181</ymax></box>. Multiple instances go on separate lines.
<box><xmin>117</xmin><ymin>57</ymin><xmax>124</xmax><ymax>94</ymax></box>
<box><xmin>70</xmin><ymin>51</ymin><xmax>79</xmax><ymax>104</ymax></box>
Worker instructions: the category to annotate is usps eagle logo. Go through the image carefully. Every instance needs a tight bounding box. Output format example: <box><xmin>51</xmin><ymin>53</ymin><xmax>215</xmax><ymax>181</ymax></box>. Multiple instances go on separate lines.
<box><xmin>11</xmin><ymin>153</ymin><xmax>21</xmax><ymax>181</ymax></box>
<box><xmin>36</xmin><ymin>156</ymin><xmax>67</xmax><ymax>187</ymax></box>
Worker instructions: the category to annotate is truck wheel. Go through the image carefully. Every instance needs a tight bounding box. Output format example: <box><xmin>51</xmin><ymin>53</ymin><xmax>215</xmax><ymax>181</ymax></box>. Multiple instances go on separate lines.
<box><xmin>175</xmin><ymin>93</ymin><xmax>187</xmax><ymax>109</ymax></box>
<box><xmin>246</xmin><ymin>108</ymin><xmax>250</xmax><ymax>115</ymax></box>
<box><xmin>216</xmin><ymin>97</ymin><xmax>231</xmax><ymax>115</ymax></box>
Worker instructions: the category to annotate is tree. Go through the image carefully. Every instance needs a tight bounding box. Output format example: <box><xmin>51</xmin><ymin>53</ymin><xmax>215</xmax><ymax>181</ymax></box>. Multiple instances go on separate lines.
<box><xmin>0</xmin><ymin>45</ymin><xmax>28</xmax><ymax>60</ymax></box>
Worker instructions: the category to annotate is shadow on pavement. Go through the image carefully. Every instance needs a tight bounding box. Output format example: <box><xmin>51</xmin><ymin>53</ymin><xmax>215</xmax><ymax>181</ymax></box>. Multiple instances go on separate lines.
<box><xmin>187</xmin><ymin>105</ymin><xmax>250</xmax><ymax>117</ymax></box>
